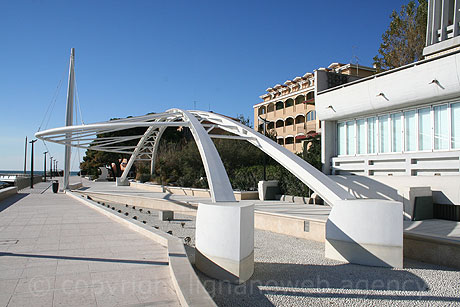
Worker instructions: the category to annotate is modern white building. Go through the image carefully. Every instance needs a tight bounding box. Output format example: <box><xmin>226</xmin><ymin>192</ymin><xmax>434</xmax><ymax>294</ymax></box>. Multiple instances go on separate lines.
<box><xmin>315</xmin><ymin>0</ymin><xmax>460</xmax><ymax>219</ymax></box>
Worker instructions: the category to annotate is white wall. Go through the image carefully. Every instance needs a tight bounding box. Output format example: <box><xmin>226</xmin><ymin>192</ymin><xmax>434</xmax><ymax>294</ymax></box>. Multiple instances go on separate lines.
<box><xmin>316</xmin><ymin>52</ymin><xmax>460</xmax><ymax>121</ymax></box>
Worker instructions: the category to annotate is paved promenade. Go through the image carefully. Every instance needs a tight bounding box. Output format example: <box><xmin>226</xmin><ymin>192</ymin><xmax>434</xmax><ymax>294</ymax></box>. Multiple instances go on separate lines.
<box><xmin>0</xmin><ymin>182</ymin><xmax>180</xmax><ymax>307</ymax></box>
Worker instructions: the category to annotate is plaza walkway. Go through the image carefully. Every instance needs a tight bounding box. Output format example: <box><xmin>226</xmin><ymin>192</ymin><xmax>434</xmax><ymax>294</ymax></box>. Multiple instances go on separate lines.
<box><xmin>0</xmin><ymin>182</ymin><xmax>180</xmax><ymax>307</ymax></box>
<box><xmin>78</xmin><ymin>179</ymin><xmax>460</xmax><ymax>242</ymax></box>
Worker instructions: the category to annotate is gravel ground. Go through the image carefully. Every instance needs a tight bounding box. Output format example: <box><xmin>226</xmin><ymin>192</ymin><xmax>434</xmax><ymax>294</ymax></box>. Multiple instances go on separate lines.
<box><xmin>93</xmin><ymin>198</ymin><xmax>460</xmax><ymax>307</ymax></box>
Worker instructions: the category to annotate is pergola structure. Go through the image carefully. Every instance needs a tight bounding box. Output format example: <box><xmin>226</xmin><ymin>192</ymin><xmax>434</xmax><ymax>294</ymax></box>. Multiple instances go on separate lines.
<box><xmin>35</xmin><ymin>108</ymin><xmax>353</xmax><ymax>205</ymax></box>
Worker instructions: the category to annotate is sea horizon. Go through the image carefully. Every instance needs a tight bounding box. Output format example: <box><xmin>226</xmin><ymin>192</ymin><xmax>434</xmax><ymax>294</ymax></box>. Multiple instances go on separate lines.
<box><xmin>0</xmin><ymin>170</ymin><xmax>80</xmax><ymax>176</ymax></box>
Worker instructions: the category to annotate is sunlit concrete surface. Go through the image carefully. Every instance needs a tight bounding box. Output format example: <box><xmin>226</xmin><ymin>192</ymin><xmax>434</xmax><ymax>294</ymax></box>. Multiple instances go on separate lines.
<box><xmin>76</xmin><ymin>179</ymin><xmax>460</xmax><ymax>243</ymax></box>
<box><xmin>77</xmin><ymin>179</ymin><xmax>332</xmax><ymax>221</ymax></box>
<box><xmin>0</xmin><ymin>182</ymin><xmax>180</xmax><ymax>307</ymax></box>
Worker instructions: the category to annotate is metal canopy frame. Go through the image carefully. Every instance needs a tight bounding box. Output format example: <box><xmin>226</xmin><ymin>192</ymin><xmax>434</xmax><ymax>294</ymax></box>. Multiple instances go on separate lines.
<box><xmin>36</xmin><ymin>109</ymin><xmax>354</xmax><ymax>204</ymax></box>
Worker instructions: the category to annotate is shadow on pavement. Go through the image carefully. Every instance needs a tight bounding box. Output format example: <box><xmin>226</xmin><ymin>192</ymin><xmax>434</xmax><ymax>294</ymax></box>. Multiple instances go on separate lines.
<box><xmin>0</xmin><ymin>193</ymin><xmax>28</xmax><ymax>213</ymax></box>
<box><xmin>196</xmin><ymin>261</ymin><xmax>460</xmax><ymax>306</ymax></box>
<box><xmin>0</xmin><ymin>251</ymin><xmax>168</xmax><ymax>266</ymax></box>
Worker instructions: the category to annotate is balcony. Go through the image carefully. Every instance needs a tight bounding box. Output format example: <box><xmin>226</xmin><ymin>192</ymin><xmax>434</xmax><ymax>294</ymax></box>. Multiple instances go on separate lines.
<box><xmin>424</xmin><ymin>0</ymin><xmax>460</xmax><ymax>56</ymax></box>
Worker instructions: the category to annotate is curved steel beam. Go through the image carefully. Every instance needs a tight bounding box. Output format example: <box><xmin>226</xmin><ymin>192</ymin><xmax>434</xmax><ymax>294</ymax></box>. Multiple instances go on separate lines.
<box><xmin>150</xmin><ymin>126</ymin><xmax>166</xmax><ymax>175</ymax></box>
<box><xmin>169</xmin><ymin>109</ymin><xmax>236</xmax><ymax>203</ymax></box>
<box><xmin>35</xmin><ymin>109</ymin><xmax>354</xmax><ymax>205</ymax></box>
<box><xmin>120</xmin><ymin>126</ymin><xmax>158</xmax><ymax>182</ymax></box>
<box><xmin>191</xmin><ymin>110</ymin><xmax>355</xmax><ymax>206</ymax></box>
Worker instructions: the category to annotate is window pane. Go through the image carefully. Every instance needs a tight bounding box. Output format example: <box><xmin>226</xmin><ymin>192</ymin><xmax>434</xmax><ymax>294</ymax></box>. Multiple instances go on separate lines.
<box><xmin>379</xmin><ymin>115</ymin><xmax>389</xmax><ymax>153</ymax></box>
<box><xmin>346</xmin><ymin>121</ymin><xmax>355</xmax><ymax>155</ymax></box>
<box><xmin>434</xmin><ymin>105</ymin><xmax>448</xmax><ymax>150</ymax></box>
<box><xmin>418</xmin><ymin>107</ymin><xmax>431</xmax><ymax>151</ymax></box>
<box><xmin>367</xmin><ymin>117</ymin><xmax>377</xmax><ymax>154</ymax></box>
<box><xmin>357</xmin><ymin>119</ymin><xmax>366</xmax><ymax>154</ymax></box>
<box><xmin>391</xmin><ymin>113</ymin><xmax>402</xmax><ymax>152</ymax></box>
<box><xmin>452</xmin><ymin>102</ymin><xmax>460</xmax><ymax>149</ymax></box>
<box><xmin>405</xmin><ymin>110</ymin><xmax>416</xmax><ymax>151</ymax></box>
<box><xmin>338</xmin><ymin>122</ymin><xmax>346</xmax><ymax>155</ymax></box>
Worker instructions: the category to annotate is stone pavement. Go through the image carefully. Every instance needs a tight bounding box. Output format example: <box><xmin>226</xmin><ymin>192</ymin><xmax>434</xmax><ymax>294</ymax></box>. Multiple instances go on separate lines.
<box><xmin>0</xmin><ymin>182</ymin><xmax>180</xmax><ymax>307</ymax></box>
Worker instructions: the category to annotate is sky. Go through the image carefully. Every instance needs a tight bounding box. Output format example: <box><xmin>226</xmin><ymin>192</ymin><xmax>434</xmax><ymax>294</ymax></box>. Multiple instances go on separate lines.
<box><xmin>0</xmin><ymin>0</ymin><xmax>411</xmax><ymax>171</ymax></box>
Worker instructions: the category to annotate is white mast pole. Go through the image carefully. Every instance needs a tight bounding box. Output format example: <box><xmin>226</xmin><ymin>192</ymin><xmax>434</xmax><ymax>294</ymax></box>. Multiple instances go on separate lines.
<box><xmin>64</xmin><ymin>48</ymin><xmax>75</xmax><ymax>190</ymax></box>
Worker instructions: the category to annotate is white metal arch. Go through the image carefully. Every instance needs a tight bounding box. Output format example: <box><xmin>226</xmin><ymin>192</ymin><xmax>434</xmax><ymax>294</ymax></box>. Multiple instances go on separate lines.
<box><xmin>36</xmin><ymin>109</ymin><xmax>354</xmax><ymax>205</ymax></box>
<box><xmin>189</xmin><ymin>110</ymin><xmax>354</xmax><ymax>205</ymax></box>
<box><xmin>169</xmin><ymin>109</ymin><xmax>235</xmax><ymax>202</ymax></box>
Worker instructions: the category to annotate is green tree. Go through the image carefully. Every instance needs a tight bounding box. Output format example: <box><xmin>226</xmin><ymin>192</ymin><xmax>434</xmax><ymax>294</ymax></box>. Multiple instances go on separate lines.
<box><xmin>301</xmin><ymin>133</ymin><xmax>321</xmax><ymax>171</ymax></box>
<box><xmin>373</xmin><ymin>0</ymin><xmax>427</xmax><ymax>71</ymax></box>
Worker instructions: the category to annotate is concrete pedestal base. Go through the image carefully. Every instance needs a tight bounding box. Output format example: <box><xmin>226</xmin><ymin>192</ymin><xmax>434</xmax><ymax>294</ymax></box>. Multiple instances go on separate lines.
<box><xmin>195</xmin><ymin>202</ymin><xmax>254</xmax><ymax>284</ymax></box>
<box><xmin>325</xmin><ymin>199</ymin><xmax>403</xmax><ymax>268</ymax></box>
<box><xmin>116</xmin><ymin>178</ymin><xmax>129</xmax><ymax>186</ymax></box>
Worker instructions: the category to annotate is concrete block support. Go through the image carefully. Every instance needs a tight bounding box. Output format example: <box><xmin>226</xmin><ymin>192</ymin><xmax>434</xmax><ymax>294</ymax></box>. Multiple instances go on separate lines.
<box><xmin>401</xmin><ymin>187</ymin><xmax>432</xmax><ymax>220</ymax></box>
<box><xmin>325</xmin><ymin>199</ymin><xmax>403</xmax><ymax>268</ymax></box>
<box><xmin>116</xmin><ymin>177</ymin><xmax>129</xmax><ymax>186</ymax></box>
<box><xmin>195</xmin><ymin>202</ymin><xmax>254</xmax><ymax>284</ymax></box>
<box><xmin>159</xmin><ymin>210</ymin><xmax>174</xmax><ymax>221</ymax></box>
<box><xmin>258</xmin><ymin>180</ymin><xmax>279</xmax><ymax>200</ymax></box>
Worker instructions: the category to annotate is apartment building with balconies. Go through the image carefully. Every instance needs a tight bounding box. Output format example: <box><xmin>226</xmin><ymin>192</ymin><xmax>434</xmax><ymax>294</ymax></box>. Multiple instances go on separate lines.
<box><xmin>254</xmin><ymin>63</ymin><xmax>375</xmax><ymax>153</ymax></box>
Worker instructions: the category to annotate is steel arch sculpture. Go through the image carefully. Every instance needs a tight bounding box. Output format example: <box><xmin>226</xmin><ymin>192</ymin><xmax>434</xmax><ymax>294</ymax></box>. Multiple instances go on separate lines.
<box><xmin>35</xmin><ymin>109</ymin><xmax>354</xmax><ymax>205</ymax></box>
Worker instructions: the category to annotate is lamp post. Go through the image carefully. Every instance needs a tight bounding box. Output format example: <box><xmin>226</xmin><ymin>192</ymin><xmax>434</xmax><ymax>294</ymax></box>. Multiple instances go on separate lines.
<box><xmin>29</xmin><ymin>139</ymin><xmax>37</xmax><ymax>188</ymax></box>
<box><xmin>43</xmin><ymin>152</ymin><xmax>48</xmax><ymax>182</ymax></box>
<box><xmin>258</xmin><ymin>116</ymin><xmax>271</xmax><ymax>181</ymax></box>
<box><xmin>49</xmin><ymin>156</ymin><xmax>53</xmax><ymax>179</ymax></box>
<box><xmin>24</xmin><ymin>136</ymin><xmax>27</xmax><ymax>175</ymax></box>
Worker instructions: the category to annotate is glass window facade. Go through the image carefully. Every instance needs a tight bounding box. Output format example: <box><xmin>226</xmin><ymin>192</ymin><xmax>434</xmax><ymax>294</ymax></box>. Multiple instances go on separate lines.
<box><xmin>357</xmin><ymin>119</ymin><xmax>366</xmax><ymax>154</ymax></box>
<box><xmin>346</xmin><ymin>121</ymin><xmax>355</xmax><ymax>155</ymax></box>
<box><xmin>379</xmin><ymin>115</ymin><xmax>389</xmax><ymax>153</ymax></box>
<box><xmin>391</xmin><ymin>113</ymin><xmax>402</xmax><ymax>152</ymax></box>
<box><xmin>337</xmin><ymin>102</ymin><xmax>459</xmax><ymax>156</ymax></box>
<box><xmin>418</xmin><ymin>107</ymin><xmax>431</xmax><ymax>151</ymax></box>
<box><xmin>367</xmin><ymin>117</ymin><xmax>377</xmax><ymax>154</ymax></box>
<box><xmin>404</xmin><ymin>110</ymin><xmax>416</xmax><ymax>151</ymax></box>
<box><xmin>337</xmin><ymin>122</ymin><xmax>346</xmax><ymax>155</ymax></box>
<box><xmin>434</xmin><ymin>105</ymin><xmax>448</xmax><ymax>150</ymax></box>
<box><xmin>453</xmin><ymin>103</ymin><xmax>460</xmax><ymax>149</ymax></box>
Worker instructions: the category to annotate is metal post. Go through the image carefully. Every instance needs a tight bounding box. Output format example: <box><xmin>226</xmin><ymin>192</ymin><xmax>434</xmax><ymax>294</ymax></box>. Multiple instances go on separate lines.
<box><xmin>64</xmin><ymin>48</ymin><xmax>75</xmax><ymax>190</ymax></box>
<box><xmin>43</xmin><ymin>152</ymin><xmax>48</xmax><ymax>182</ymax></box>
<box><xmin>24</xmin><ymin>136</ymin><xmax>27</xmax><ymax>174</ymax></box>
<box><xmin>49</xmin><ymin>157</ymin><xmax>53</xmax><ymax>179</ymax></box>
<box><xmin>29</xmin><ymin>139</ymin><xmax>37</xmax><ymax>188</ymax></box>
<box><xmin>258</xmin><ymin>116</ymin><xmax>270</xmax><ymax>181</ymax></box>
<box><xmin>263</xmin><ymin>122</ymin><xmax>267</xmax><ymax>181</ymax></box>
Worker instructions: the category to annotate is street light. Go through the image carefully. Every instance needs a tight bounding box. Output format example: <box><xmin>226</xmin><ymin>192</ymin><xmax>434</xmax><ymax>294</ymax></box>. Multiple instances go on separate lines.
<box><xmin>43</xmin><ymin>152</ymin><xmax>48</xmax><ymax>182</ymax></box>
<box><xmin>258</xmin><ymin>115</ymin><xmax>271</xmax><ymax>181</ymax></box>
<box><xmin>49</xmin><ymin>156</ymin><xmax>53</xmax><ymax>179</ymax></box>
<box><xmin>29</xmin><ymin>139</ymin><xmax>37</xmax><ymax>188</ymax></box>
<box><xmin>24</xmin><ymin>136</ymin><xmax>27</xmax><ymax>175</ymax></box>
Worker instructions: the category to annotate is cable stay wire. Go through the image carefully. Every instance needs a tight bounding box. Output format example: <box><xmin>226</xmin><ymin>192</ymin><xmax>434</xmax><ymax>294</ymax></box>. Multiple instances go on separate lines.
<box><xmin>37</xmin><ymin>63</ymin><xmax>69</xmax><ymax>163</ymax></box>
<box><xmin>37</xmin><ymin>65</ymin><xmax>68</xmax><ymax>132</ymax></box>
<box><xmin>74</xmin><ymin>76</ymin><xmax>85</xmax><ymax>125</ymax></box>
